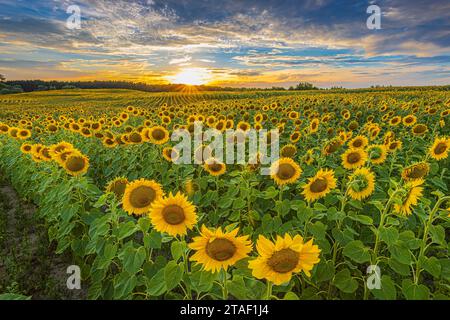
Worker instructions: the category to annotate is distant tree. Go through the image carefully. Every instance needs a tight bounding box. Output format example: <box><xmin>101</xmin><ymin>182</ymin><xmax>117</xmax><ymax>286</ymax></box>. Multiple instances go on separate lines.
<box><xmin>0</xmin><ymin>74</ymin><xmax>5</xmax><ymax>82</ymax></box>
<box><xmin>294</xmin><ymin>82</ymin><xmax>318</xmax><ymax>90</ymax></box>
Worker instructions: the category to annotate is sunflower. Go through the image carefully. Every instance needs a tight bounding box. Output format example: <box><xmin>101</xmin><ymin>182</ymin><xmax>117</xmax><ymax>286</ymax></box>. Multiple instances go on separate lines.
<box><xmin>49</xmin><ymin>141</ymin><xmax>73</xmax><ymax>159</ymax></box>
<box><xmin>122</xmin><ymin>179</ymin><xmax>164</xmax><ymax>215</ymax></box>
<box><xmin>105</xmin><ymin>177</ymin><xmax>129</xmax><ymax>199</ymax></box>
<box><xmin>290</xmin><ymin>131</ymin><xmax>301</xmax><ymax>143</ymax></box>
<box><xmin>39</xmin><ymin>147</ymin><xmax>53</xmax><ymax>162</ymax></box>
<box><xmin>341</xmin><ymin>148</ymin><xmax>368</xmax><ymax>169</ymax></box>
<box><xmin>280</xmin><ymin>144</ymin><xmax>297</xmax><ymax>158</ymax></box>
<box><xmin>270</xmin><ymin>158</ymin><xmax>302</xmax><ymax>186</ymax></box>
<box><xmin>402</xmin><ymin>162</ymin><xmax>430</xmax><ymax>181</ymax></box>
<box><xmin>302</xmin><ymin>149</ymin><xmax>315</xmax><ymax>165</ymax></box>
<box><xmin>348</xmin><ymin>135</ymin><xmax>368</xmax><ymax>149</ymax></box>
<box><xmin>393</xmin><ymin>179</ymin><xmax>424</xmax><ymax>216</ymax></box>
<box><xmin>188</xmin><ymin>225</ymin><xmax>252</xmax><ymax>273</ymax></box>
<box><xmin>17</xmin><ymin>129</ymin><xmax>31</xmax><ymax>140</ymax></box>
<box><xmin>184</xmin><ymin>179</ymin><xmax>198</xmax><ymax>196</ymax></box>
<box><xmin>387</xmin><ymin>140</ymin><xmax>402</xmax><ymax>152</ymax></box>
<box><xmin>389</xmin><ymin>116</ymin><xmax>402</xmax><ymax>126</ymax></box>
<box><xmin>412</xmin><ymin>124</ymin><xmax>428</xmax><ymax>136</ymax></box>
<box><xmin>367</xmin><ymin>144</ymin><xmax>388</xmax><ymax>165</ymax></box>
<box><xmin>54</xmin><ymin>149</ymin><xmax>78</xmax><ymax>166</ymax></box>
<box><xmin>63</xmin><ymin>153</ymin><xmax>89</xmax><ymax>176</ymax></box>
<box><xmin>323</xmin><ymin>138</ymin><xmax>343</xmax><ymax>155</ymax></box>
<box><xmin>429</xmin><ymin>137</ymin><xmax>449</xmax><ymax>160</ymax></box>
<box><xmin>149</xmin><ymin>192</ymin><xmax>197</xmax><ymax>237</ymax></box>
<box><xmin>204</xmin><ymin>158</ymin><xmax>226</xmax><ymax>176</ymax></box>
<box><xmin>403</xmin><ymin>115</ymin><xmax>417</xmax><ymax>126</ymax></box>
<box><xmin>302</xmin><ymin>168</ymin><xmax>337</xmax><ymax>202</ymax></box>
<box><xmin>20</xmin><ymin>143</ymin><xmax>33</xmax><ymax>154</ymax></box>
<box><xmin>148</xmin><ymin>126</ymin><xmax>169</xmax><ymax>145</ymax></box>
<box><xmin>248</xmin><ymin>234</ymin><xmax>321</xmax><ymax>285</ymax></box>
<box><xmin>162</xmin><ymin>147</ymin><xmax>179</xmax><ymax>162</ymax></box>
<box><xmin>347</xmin><ymin>168</ymin><xmax>375</xmax><ymax>201</ymax></box>
<box><xmin>237</xmin><ymin>121</ymin><xmax>251</xmax><ymax>132</ymax></box>
<box><xmin>309</xmin><ymin>118</ymin><xmax>319</xmax><ymax>133</ymax></box>
<box><xmin>103</xmin><ymin>137</ymin><xmax>117</xmax><ymax>148</ymax></box>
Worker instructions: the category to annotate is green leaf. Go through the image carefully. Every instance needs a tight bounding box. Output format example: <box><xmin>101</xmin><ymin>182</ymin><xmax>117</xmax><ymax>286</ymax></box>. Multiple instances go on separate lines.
<box><xmin>275</xmin><ymin>199</ymin><xmax>291</xmax><ymax>216</ymax></box>
<box><xmin>284</xmin><ymin>292</ymin><xmax>299</xmax><ymax>300</ymax></box>
<box><xmin>309</xmin><ymin>221</ymin><xmax>327</xmax><ymax>240</ymax></box>
<box><xmin>122</xmin><ymin>247</ymin><xmax>147</xmax><ymax>275</ymax></box>
<box><xmin>379</xmin><ymin>226</ymin><xmax>399</xmax><ymax>246</ymax></box>
<box><xmin>401</xmin><ymin>279</ymin><xmax>430</xmax><ymax>300</ymax></box>
<box><xmin>440</xmin><ymin>259</ymin><xmax>450</xmax><ymax>281</ymax></box>
<box><xmin>117</xmin><ymin>221</ymin><xmax>137</xmax><ymax>240</ymax></box>
<box><xmin>138</xmin><ymin>217</ymin><xmax>151</xmax><ymax>233</ymax></box>
<box><xmin>314</xmin><ymin>260</ymin><xmax>335</xmax><ymax>282</ymax></box>
<box><xmin>170</xmin><ymin>241</ymin><xmax>185</xmax><ymax>262</ymax></box>
<box><xmin>333</xmin><ymin>269</ymin><xmax>358</xmax><ymax>293</ymax></box>
<box><xmin>262</xmin><ymin>186</ymin><xmax>278</xmax><ymax>199</ymax></box>
<box><xmin>313</xmin><ymin>202</ymin><xmax>328</xmax><ymax>212</ymax></box>
<box><xmin>422</xmin><ymin>256</ymin><xmax>441</xmax><ymax>278</ymax></box>
<box><xmin>227</xmin><ymin>275</ymin><xmax>249</xmax><ymax>299</ymax></box>
<box><xmin>233</xmin><ymin>197</ymin><xmax>246</xmax><ymax>210</ymax></box>
<box><xmin>388</xmin><ymin>258</ymin><xmax>410</xmax><ymax>276</ymax></box>
<box><xmin>371</xmin><ymin>275</ymin><xmax>397</xmax><ymax>300</ymax></box>
<box><xmin>146</xmin><ymin>268</ymin><xmax>167</xmax><ymax>296</ymax></box>
<box><xmin>0</xmin><ymin>293</ymin><xmax>31</xmax><ymax>300</ymax></box>
<box><xmin>164</xmin><ymin>261</ymin><xmax>184</xmax><ymax>291</ymax></box>
<box><xmin>144</xmin><ymin>230</ymin><xmax>162</xmax><ymax>249</ymax></box>
<box><xmin>189</xmin><ymin>269</ymin><xmax>217</xmax><ymax>293</ymax></box>
<box><xmin>429</xmin><ymin>225</ymin><xmax>445</xmax><ymax>245</ymax></box>
<box><xmin>343</xmin><ymin>240</ymin><xmax>371</xmax><ymax>263</ymax></box>
<box><xmin>389</xmin><ymin>241</ymin><xmax>412</xmax><ymax>265</ymax></box>
<box><xmin>114</xmin><ymin>272</ymin><xmax>137</xmax><ymax>299</ymax></box>
<box><xmin>103</xmin><ymin>242</ymin><xmax>118</xmax><ymax>261</ymax></box>
<box><xmin>218</xmin><ymin>197</ymin><xmax>233</xmax><ymax>208</ymax></box>
<box><xmin>347</xmin><ymin>214</ymin><xmax>373</xmax><ymax>225</ymax></box>
<box><xmin>398</xmin><ymin>231</ymin><xmax>422</xmax><ymax>250</ymax></box>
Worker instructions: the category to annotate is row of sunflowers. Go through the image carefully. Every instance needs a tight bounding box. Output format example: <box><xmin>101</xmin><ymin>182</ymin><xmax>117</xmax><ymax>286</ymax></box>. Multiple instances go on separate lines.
<box><xmin>0</xmin><ymin>89</ymin><xmax>449</xmax><ymax>299</ymax></box>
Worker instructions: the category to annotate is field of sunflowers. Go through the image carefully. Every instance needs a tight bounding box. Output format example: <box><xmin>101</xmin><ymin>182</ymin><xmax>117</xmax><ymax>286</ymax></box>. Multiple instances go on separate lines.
<box><xmin>0</xmin><ymin>88</ymin><xmax>449</xmax><ymax>300</ymax></box>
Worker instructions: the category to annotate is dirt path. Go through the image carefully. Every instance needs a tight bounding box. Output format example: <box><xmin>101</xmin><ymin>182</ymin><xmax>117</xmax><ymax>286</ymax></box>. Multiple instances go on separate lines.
<box><xmin>0</xmin><ymin>178</ymin><xmax>86</xmax><ymax>299</ymax></box>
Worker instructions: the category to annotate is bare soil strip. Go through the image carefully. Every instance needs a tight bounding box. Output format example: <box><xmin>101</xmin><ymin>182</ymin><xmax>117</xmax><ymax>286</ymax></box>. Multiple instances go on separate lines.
<box><xmin>0</xmin><ymin>177</ymin><xmax>86</xmax><ymax>299</ymax></box>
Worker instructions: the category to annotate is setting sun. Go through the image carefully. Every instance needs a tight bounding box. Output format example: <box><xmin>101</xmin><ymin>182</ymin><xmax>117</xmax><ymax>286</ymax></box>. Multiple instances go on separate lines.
<box><xmin>167</xmin><ymin>68</ymin><xmax>212</xmax><ymax>85</ymax></box>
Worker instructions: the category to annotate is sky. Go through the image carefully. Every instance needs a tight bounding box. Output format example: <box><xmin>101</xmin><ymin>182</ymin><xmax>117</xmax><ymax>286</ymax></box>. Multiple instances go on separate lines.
<box><xmin>0</xmin><ymin>0</ymin><xmax>449</xmax><ymax>88</ymax></box>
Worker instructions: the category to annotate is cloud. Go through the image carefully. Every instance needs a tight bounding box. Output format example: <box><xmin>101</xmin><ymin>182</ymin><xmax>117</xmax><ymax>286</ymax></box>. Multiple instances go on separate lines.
<box><xmin>0</xmin><ymin>0</ymin><xmax>448</xmax><ymax>87</ymax></box>
<box><xmin>169</xmin><ymin>56</ymin><xmax>192</xmax><ymax>65</ymax></box>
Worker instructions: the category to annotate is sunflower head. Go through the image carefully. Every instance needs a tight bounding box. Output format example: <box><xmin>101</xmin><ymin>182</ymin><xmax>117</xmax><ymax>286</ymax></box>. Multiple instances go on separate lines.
<box><xmin>342</xmin><ymin>148</ymin><xmax>368</xmax><ymax>170</ymax></box>
<box><xmin>280</xmin><ymin>144</ymin><xmax>297</xmax><ymax>158</ymax></box>
<box><xmin>204</xmin><ymin>158</ymin><xmax>226</xmax><ymax>176</ymax></box>
<box><xmin>122</xmin><ymin>179</ymin><xmax>164</xmax><ymax>215</ymax></box>
<box><xmin>429</xmin><ymin>137</ymin><xmax>449</xmax><ymax>160</ymax></box>
<box><xmin>393</xmin><ymin>179</ymin><xmax>424</xmax><ymax>216</ymax></box>
<box><xmin>348</xmin><ymin>135</ymin><xmax>368</xmax><ymax>149</ymax></box>
<box><xmin>148</xmin><ymin>126</ymin><xmax>169</xmax><ymax>145</ymax></box>
<box><xmin>302</xmin><ymin>168</ymin><xmax>337</xmax><ymax>202</ymax></box>
<box><xmin>347</xmin><ymin>167</ymin><xmax>375</xmax><ymax>201</ymax></box>
<box><xmin>367</xmin><ymin>144</ymin><xmax>388</xmax><ymax>165</ymax></box>
<box><xmin>401</xmin><ymin>162</ymin><xmax>430</xmax><ymax>181</ymax></box>
<box><xmin>270</xmin><ymin>157</ymin><xmax>302</xmax><ymax>186</ymax></box>
<box><xmin>106</xmin><ymin>177</ymin><xmax>129</xmax><ymax>199</ymax></box>
<box><xmin>248</xmin><ymin>234</ymin><xmax>320</xmax><ymax>285</ymax></box>
<box><xmin>149</xmin><ymin>192</ymin><xmax>197</xmax><ymax>237</ymax></box>
<box><xmin>189</xmin><ymin>225</ymin><xmax>252</xmax><ymax>273</ymax></box>
<box><xmin>20</xmin><ymin>143</ymin><xmax>33</xmax><ymax>154</ymax></box>
<box><xmin>63</xmin><ymin>153</ymin><xmax>89</xmax><ymax>176</ymax></box>
<box><xmin>162</xmin><ymin>147</ymin><xmax>179</xmax><ymax>162</ymax></box>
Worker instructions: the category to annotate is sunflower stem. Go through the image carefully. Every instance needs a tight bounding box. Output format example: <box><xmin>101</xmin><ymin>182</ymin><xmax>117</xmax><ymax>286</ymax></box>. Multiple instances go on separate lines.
<box><xmin>221</xmin><ymin>268</ymin><xmax>228</xmax><ymax>300</ymax></box>
<box><xmin>265</xmin><ymin>281</ymin><xmax>273</xmax><ymax>300</ymax></box>
<box><xmin>414</xmin><ymin>195</ymin><xmax>450</xmax><ymax>284</ymax></box>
